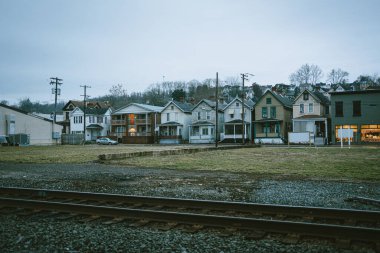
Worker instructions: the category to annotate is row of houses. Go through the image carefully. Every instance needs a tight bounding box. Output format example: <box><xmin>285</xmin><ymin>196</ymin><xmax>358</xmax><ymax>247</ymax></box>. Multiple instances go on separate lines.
<box><xmin>61</xmin><ymin>88</ymin><xmax>380</xmax><ymax>145</ymax></box>
<box><xmin>1</xmin><ymin>87</ymin><xmax>378</xmax><ymax>146</ymax></box>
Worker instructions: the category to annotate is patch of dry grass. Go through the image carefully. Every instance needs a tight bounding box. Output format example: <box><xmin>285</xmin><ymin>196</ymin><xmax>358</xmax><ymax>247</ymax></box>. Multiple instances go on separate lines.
<box><xmin>0</xmin><ymin>144</ymin><xmax>194</xmax><ymax>164</ymax></box>
<box><xmin>1</xmin><ymin>145</ymin><xmax>379</xmax><ymax>181</ymax></box>
<box><xmin>114</xmin><ymin>147</ymin><xmax>380</xmax><ymax>181</ymax></box>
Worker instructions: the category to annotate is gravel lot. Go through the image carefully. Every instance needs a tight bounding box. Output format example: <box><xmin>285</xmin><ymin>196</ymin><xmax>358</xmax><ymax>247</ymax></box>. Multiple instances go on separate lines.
<box><xmin>0</xmin><ymin>162</ymin><xmax>379</xmax><ymax>253</ymax></box>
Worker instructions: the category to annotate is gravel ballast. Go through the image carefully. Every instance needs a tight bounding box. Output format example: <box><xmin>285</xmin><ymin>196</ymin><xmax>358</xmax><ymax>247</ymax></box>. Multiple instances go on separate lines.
<box><xmin>0</xmin><ymin>163</ymin><xmax>379</xmax><ymax>253</ymax></box>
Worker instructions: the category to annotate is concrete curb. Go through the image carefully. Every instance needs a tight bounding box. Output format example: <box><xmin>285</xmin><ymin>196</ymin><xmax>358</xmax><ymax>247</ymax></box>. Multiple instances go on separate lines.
<box><xmin>98</xmin><ymin>145</ymin><xmax>260</xmax><ymax>161</ymax></box>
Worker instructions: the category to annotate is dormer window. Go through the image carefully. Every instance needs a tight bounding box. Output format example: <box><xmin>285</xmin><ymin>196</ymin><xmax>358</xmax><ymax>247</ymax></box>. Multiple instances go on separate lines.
<box><xmin>303</xmin><ymin>93</ymin><xmax>309</xmax><ymax>100</ymax></box>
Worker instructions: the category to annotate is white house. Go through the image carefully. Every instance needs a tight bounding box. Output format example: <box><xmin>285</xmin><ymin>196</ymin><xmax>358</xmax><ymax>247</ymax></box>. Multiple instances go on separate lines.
<box><xmin>158</xmin><ymin>100</ymin><xmax>193</xmax><ymax>144</ymax></box>
<box><xmin>111</xmin><ymin>103</ymin><xmax>163</xmax><ymax>144</ymax></box>
<box><xmin>189</xmin><ymin>99</ymin><xmax>225</xmax><ymax>144</ymax></box>
<box><xmin>222</xmin><ymin>97</ymin><xmax>254</xmax><ymax>143</ymax></box>
<box><xmin>0</xmin><ymin>103</ymin><xmax>63</xmax><ymax>145</ymax></box>
<box><xmin>70</xmin><ymin>107</ymin><xmax>112</xmax><ymax>141</ymax></box>
<box><xmin>290</xmin><ymin>89</ymin><xmax>330</xmax><ymax>145</ymax></box>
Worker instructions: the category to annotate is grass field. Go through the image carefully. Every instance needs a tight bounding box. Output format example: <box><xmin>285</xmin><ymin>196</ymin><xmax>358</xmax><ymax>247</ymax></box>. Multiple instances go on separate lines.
<box><xmin>0</xmin><ymin>145</ymin><xmax>379</xmax><ymax>181</ymax></box>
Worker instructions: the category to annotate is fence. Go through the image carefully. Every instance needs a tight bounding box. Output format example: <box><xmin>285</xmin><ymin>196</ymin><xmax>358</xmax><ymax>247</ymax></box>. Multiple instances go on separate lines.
<box><xmin>61</xmin><ymin>134</ymin><xmax>84</xmax><ymax>145</ymax></box>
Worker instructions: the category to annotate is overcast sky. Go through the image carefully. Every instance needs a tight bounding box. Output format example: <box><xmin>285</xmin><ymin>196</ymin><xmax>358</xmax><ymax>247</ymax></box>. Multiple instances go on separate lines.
<box><xmin>1</xmin><ymin>0</ymin><xmax>379</xmax><ymax>104</ymax></box>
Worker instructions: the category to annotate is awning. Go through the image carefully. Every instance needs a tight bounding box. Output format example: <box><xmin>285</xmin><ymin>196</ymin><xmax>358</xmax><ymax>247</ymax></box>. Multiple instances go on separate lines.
<box><xmin>86</xmin><ymin>124</ymin><xmax>103</xmax><ymax>129</ymax></box>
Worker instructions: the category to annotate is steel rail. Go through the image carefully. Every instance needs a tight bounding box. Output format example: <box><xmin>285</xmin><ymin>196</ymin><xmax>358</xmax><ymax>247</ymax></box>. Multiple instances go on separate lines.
<box><xmin>1</xmin><ymin>197</ymin><xmax>379</xmax><ymax>244</ymax></box>
<box><xmin>1</xmin><ymin>187</ymin><xmax>379</xmax><ymax>224</ymax></box>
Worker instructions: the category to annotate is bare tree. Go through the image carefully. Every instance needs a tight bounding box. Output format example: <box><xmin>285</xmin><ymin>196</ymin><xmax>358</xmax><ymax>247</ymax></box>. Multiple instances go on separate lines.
<box><xmin>109</xmin><ymin>84</ymin><xmax>128</xmax><ymax>98</ymax></box>
<box><xmin>289</xmin><ymin>64</ymin><xmax>323</xmax><ymax>85</ymax></box>
<box><xmin>326</xmin><ymin>68</ymin><xmax>349</xmax><ymax>85</ymax></box>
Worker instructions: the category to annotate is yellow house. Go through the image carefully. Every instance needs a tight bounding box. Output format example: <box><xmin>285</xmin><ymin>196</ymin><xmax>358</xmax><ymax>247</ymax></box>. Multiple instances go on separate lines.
<box><xmin>253</xmin><ymin>90</ymin><xmax>293</xmax><ymax>144</ymax></box>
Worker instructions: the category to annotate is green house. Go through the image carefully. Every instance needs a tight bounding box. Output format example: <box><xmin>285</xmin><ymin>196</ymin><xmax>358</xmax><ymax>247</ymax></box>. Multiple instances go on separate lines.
<box><xmin>253</xmin><ymin>90</ymin><xmax>293</xmax><ymax>144</ymax></box>
<box><xmin>330</xmin><ymin>89</ymin><xmax>380</xmax><ymax>144</ymax></box>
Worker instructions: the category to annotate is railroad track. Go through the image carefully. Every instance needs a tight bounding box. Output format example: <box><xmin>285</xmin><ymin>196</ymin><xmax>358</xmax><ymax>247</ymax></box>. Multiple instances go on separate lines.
<box><xmin>1</xmin><ymin>187</ymin><xmax>379</xmax><ymax>250</ymax></box>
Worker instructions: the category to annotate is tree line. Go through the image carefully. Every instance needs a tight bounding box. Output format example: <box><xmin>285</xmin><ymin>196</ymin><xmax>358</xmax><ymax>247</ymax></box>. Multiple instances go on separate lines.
<box><xmin>4</xmin><ymin>64</ymin><xmax>379</xmax><ymax>113</ymax></box>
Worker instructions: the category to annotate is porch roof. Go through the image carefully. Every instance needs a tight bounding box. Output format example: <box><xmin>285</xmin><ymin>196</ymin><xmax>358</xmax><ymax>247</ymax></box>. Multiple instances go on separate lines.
<box><xmin>86</xmin><ymin>124</ymin><xmax>103</xmax><ymax>129</ymax></box>
<box><xmin>191</xmin><ymin>120</ymin><xmax>214</xmax><ymax>126</ymax></box>
<box><xmin>253</xmin><ymin>119</ymin><xmax>283</xmax><ymax>123</ymax></box>
<box><xmin>159</xmin><ymin>121</ymin><xmax>182</xmax><ymax>126</ymax></box>
<box><xmin>224</xmin><ymin>119</ymin><xmax>251</xmax><ymax>124</ymax></box>
<box><xmin>293</xmin><ymin>115</ymin><xmax>327</xmax><ymax>121</ymax></box>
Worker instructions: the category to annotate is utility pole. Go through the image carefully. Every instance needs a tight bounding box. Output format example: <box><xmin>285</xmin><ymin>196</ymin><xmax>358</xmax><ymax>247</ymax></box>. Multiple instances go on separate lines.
<box><xmin>50</xmin><ymin>77</ymin><xmax>63</xmax><ymax>124</ymax></box>
<box><xmin>80</xmin><ymin>85</ymin><xmax>91</xmax><ymax>144</ymax></box>
<box><xmin>240</xmin><ymin>73</ymin><xmax>254</xmax><ymax>145</ymax></box>
<box><xmin>215</xmin><ymin>72</ymin><xmax>219</xmax><ymax>148</ymax></box>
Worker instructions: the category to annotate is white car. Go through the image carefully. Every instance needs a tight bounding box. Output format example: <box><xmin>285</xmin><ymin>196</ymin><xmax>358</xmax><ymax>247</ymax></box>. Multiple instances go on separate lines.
<box><xmin>96</xmin><ymin>137</ymin><xmax>118</xmax><ymax>145</ymax></box>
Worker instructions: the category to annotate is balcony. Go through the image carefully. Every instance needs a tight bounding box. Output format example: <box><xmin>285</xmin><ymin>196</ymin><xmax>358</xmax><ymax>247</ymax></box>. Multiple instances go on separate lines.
<box><xmin>111</xmin><ymin>119</ymin><xmax>126</xmax><ymax>125</ymax></box>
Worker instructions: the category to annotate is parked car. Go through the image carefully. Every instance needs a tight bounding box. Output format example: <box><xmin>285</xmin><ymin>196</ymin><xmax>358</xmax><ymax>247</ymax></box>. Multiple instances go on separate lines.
<box><xmin>0</xmin><ymin>135</ymin><xmax>10</xmax><ymax>146</ymax></box>
<box><xmin>96</xmin><ymin>137</ymin><xmax>118</xmax><ymax>145</ymax></box>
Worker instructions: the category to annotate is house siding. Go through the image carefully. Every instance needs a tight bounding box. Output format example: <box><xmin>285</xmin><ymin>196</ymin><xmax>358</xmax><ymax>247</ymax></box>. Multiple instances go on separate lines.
<box><xmin>253</xmin><ymin>91</ymin><xmax>292</xmax><ymax>144</ymax></box>
<box><xmin>0</xmin><ymin>105</ymin><xmax>63</xmax><ymax>145</ymax></box>
<box><xmin>331</xmin><ymin>90</ymin><xmax>380</xmax><ymax>144</ymax></box>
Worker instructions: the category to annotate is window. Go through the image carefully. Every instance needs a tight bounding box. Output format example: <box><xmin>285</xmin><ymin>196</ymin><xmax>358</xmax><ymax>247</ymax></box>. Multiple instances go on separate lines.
<box><xmin>300</xmin><ymin>104</ymin><xmax>304</xmax><ymax>114</ymax></box>
<box><xmin>361</xmin><ymin>125</ymin><xmax>380</xmax><ymax>142</ymax></box>
<box><xmin>303</xmin><ymin>93</ymin><xmax>309</xmax><ymax>100</ymax></box>
<box><xmin>97</xmin><ymin>117</ymin><xmax>103</xmax><ymax>123</ymax></box>
<box><xmin>266</xmin><ymin>98</ymin><xmax>271</xmax><ymax>104</ymax></box>
<box><xmin>230</xmin><ymin>113</ymin><xmax>234</xmax><ymax>119</ymax></box>
<box><xmin>262</xmin><ymin>107</ymin><xmax>268</xmax><ymax>118</ymax></box>
<box><xmin>308</xmin><ymin>103</ymin><xmax>313</xmax><ymax>113</ymax></box>
<box><xmin>192</xmin><ymin>126</ymin><xmax>200</xmax><ymax>135</ymax></box>
<box><xmin>171</xmin><ymin>105</ymin><xmax>174</xmax><ymax>110</ymax></box>
<box><xmin>206</xmin><ymin>111</ymin><xmax>211</xmax><ymax>120</ymax></box>
<box><xmin>353</xmin><ymin>101</ymin><xmax>361</xmax><ymax>117</ymax></box>
<box><xmin>325</xmin><ymin>106</ymin><xmax>329</xmax><ymax>115</ymax></box>
<box><xmin>270</xmin><ymin>106</ymin><xmax>276</xmax><ymax>118</ymax></box>
<box><xmin>197</xmin><ymin>112</ymin><xmax>201</xmax><ymax>120</ymax></box>
<box><xmin>167</xmin><ymin>113</ymin><xmax>170</xmax><ymax>121</ymax></box>
<box><xmin>202</xmin><ymin>128</ymin><xmax>209</xmax><ymax>135</ymax></box>
<box><xmin>104</xmin><ymin>117</ymin><xmax>108</xmax><ymax>124</ymax></box>
<box><xmin>74</xmin><ymin>116</ymin><xmax>82</xmax><ymax>124</ymax></box>
<box><xmin>236</xmin><ymin>102</ymin><xmax>240</xmax><ymax>107</ymax></box>
<box><xmin>335</xmin><ymin>101</ymin><xmax>343</xmax><ymax>117</ymax></box>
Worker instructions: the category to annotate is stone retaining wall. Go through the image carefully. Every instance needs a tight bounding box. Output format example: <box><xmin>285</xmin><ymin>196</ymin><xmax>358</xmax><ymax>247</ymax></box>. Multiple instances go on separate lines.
<box><xmin>98</xmin><ymin>145</ymin><xmax>260</xmax><ymax>161</ymax></box>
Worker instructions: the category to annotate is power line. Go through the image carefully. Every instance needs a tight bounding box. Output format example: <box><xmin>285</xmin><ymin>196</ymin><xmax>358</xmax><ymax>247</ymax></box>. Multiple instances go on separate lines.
<box><xmin>80</xmin><ymin>85</ymin><xmax>91</xmax><ymax>144</ymax></box>
<box><xmin>50</xmin><ymin>77</ymin><xmax>63</xmax><ymax>124</ymax></box>
<box><xmin>241</xmin><ymin>73</ymin><xmax>254</xmax><ymax>145</ymax></box>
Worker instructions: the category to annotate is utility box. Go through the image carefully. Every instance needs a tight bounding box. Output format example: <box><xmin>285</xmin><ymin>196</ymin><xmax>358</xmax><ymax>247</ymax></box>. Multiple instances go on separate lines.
<box><xmin>8</xmin><ymin>134</ymin><xmax>30</xmax><ymax>146</ymax></box>
<box><xmin>52</xmin><ymin>132</ymin><xmax>61</xmax><ymax>139</ymax></box>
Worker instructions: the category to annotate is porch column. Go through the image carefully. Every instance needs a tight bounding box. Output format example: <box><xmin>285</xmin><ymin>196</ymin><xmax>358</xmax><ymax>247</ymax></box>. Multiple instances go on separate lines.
<box><xmin>325</xmin><ymin>119</ymin><xmax>328</xmax><ymax>144</ymax></box>
<box><xmin>189</xmin><ymin>126</ymin><xmax>191</xmax><ymax>144</ymax></box>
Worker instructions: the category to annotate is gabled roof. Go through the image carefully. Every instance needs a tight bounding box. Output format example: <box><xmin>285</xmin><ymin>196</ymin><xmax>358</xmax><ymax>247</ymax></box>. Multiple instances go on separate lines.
<box><xmin>294</xmin><ymin>89</ymin><xmax>330</xmax><ymax>105</ymax></box>
<box><xmin>63</xmin><ymin>100</ymin><xmax>111</xmax><ymax>111</ymax></box>
<box><xmin>192</xmin><ymin>99</ymin><xmax>227</xmax><ymax>112</ymax></box>
<box><xmin>71</xmin><ymin>107</ymin><xmax>110</xmax><ymax>116</ymax></box>
<box><xmin>223</xmin><ymin>97</ymin><xmax>255</xmax><ymax>111</ymax></box>
<box><xmin>255</xmin><ymin>90</ymin><xmax>293</xmax><ymax>109</ymax></box>
<box><xmin>161</xmin><ymin>100</ymin><xmax>193</xmax><ymax>113</ymax></box>
<box><xmin>113</xmin><ymin>103</ymin><xmax>164</xmax><ymax>115</ymax></box>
